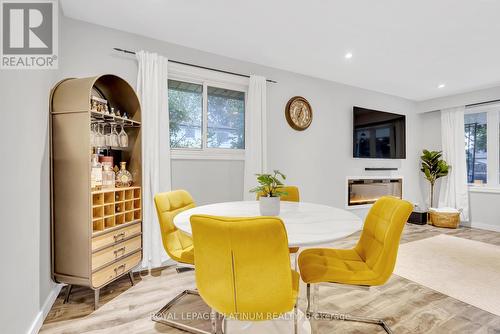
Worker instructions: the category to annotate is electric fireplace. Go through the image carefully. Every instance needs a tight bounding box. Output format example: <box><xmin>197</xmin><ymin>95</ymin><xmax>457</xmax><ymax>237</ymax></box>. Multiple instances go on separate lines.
<box><xmin>347</xmin><ymin>178</ymin><xmax>402</xmax><ymax>207</ymax></box>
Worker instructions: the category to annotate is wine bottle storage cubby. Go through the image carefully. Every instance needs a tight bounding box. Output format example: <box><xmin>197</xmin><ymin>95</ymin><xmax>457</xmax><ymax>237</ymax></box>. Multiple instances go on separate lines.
<box><xmin>125</xmin><ymin>189</ymin><xmax>134</xmax><ymax>200</ymax></box>
<box><xmin>115</xmin><ymin>202</ymin><xmax>125</xmax><ymax>214</ymax></box>
<box><xmin>104</xmin><ymin>204</ymin><xmax>114</xmax><ymax>216</ymax></box>
<box><xmin>124</xmin><ymin>200</ymin><xmax>133</xmax><ymax>211</ymax></box>
<box><xmin>104</xmin><ymin>192</ymin><xmax>114</xmax><ymax>204</ymax></box>
<box><xmin>115</xmin><ymin>191</ymin><xmax>125</xmax><ymax>202</ymax></box>
<box><xmin>125</xmin><ymin>211</ymin><xmax>134</xmax><ymax>223</ymax></box>
<box><xmin>93</xmin><ymin>219</ymin><xmax>104</xmax><ymax>232</ymax></box>
<box><xmin>104</xmin><ymin>216</ymin><xmax>115</xmax><ymax>228</ymax></box>
<box><xmin>93</xmin><ymin>193</ymin><xmax>104</xmax><ymax>206</ymax></box>
<box><xmin>93</xmin><ymin>206</ymin><xmax>104</xmax><ymax>219</ymax></box>
<box><xmin>116</xmin><ymin>213</ymin><xmax>125</xmax><ymax>225</ymax></box>
<box><xmin>91</xmin><ymin>186</ymin><xmax>141</xmax><ymax>234</ymax></box>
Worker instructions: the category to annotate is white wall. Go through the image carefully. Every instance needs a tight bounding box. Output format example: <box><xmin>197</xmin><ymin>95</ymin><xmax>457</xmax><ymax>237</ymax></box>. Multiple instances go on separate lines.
<box><xmin>171</xmin><ymin>160</ymin><xmax>244</xmax><ymax>205</ymax></box>
<box><xmin>265</xmin><ymin>69</ymin><xmax>422</xmax><ymax>212</ymax></box>
<box><xmin>0</xmin><ymin>71</ymin><xmax>57</xmax><ymax>333</ymax></box>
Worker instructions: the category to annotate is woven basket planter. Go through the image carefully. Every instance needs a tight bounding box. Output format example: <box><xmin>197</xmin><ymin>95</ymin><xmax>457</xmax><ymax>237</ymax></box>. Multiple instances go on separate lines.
<box><xmin>429</xmin><ymin>210</ymin><xmax>460</xmax><ymax>228</ymax></box>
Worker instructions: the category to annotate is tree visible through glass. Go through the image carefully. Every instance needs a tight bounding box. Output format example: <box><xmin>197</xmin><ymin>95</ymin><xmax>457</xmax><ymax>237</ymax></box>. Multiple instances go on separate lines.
<box><xmin>168</xmin><ymin>80</ymin><xmax>203</xmax><ymax>149</ymax></box>
<box><xmin>168</xmin><ymin>79</ymin><xmax>245</xmax><ymax>150</ymax></box>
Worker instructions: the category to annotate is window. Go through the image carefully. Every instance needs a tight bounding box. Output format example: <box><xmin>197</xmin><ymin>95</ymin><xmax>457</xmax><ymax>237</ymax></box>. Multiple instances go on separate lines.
<box><xmin>168</xmin><ymin>72</ymin><xmax>246</xmax><ymax>159</ymax></box>
<box><xmin>168</xmin><ymin>80</ymin><xmax>203</xmax><ymax>149</ymax></box>
<box><xmin>207</xmin><ymin>87</ymin><xmax>245</xmax><ymax>149</ymax></box>
<box><xmin>464</xmin><ymin>105</ymin><xmax>500</xmax><ymax>187</ymax></box>
<box><xmin>465</xmin><ymin>112</ymin><xmax>487</xmax><ymax>184</ymax></box>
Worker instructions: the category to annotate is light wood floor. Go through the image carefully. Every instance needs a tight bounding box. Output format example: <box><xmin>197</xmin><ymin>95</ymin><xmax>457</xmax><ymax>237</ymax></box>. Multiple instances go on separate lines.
<box><xmin>41</xmin><ymin>224</ymin><xmax>500</xmax><ymax>334</ymax></box>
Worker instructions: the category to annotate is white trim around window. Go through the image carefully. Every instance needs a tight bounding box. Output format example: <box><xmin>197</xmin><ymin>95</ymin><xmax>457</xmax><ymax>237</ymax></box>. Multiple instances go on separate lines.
<box><xmin>168</xmin><ymin>62</ymin><xmax>248</xmax><ymax>160</ymax></box>
<box><xmin>465</xmin><ymin>103</ymin><xmax>500</xmax><ymax>186</ymax></box>
<box><xmin>468</xmin><ymin>185</ymin><xmax>500</xmax><ymax>194</ymax></box>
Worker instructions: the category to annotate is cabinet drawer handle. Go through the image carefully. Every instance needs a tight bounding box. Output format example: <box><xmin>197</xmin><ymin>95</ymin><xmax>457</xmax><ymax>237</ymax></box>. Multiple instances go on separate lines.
<box><xmin>113</xmin><ymin>232</ymin><xmax>125</xmax><ymax>241</ymax></box>
<box><xmin>114</xmin><ymin>247</ymin><xmax>126</xmax><ymax>257</ymax></box>
<box><xmin>114</xmin><ymin>264</ymin><xmax>126</xmax><ymax>275</ymax></box>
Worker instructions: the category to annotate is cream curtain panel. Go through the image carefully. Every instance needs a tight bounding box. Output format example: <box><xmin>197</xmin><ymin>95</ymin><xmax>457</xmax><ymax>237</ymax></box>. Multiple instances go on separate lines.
<box><xmin>136</xmin><ymin>51</ymin><xmax>170</xmax><ymax>268</ymax></box>
<box><xmin>243</xmin><ymin>75</ymin><xmax>267</xmax><ymax>200</ymax></box>
<box><xmin>438</xmin><ymin>106</ymin><xmax>469</xmax><ymax>221</ymax></box>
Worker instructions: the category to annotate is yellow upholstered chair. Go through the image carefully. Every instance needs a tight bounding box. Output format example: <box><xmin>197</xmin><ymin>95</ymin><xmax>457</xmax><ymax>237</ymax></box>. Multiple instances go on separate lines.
<box><xmin>154</xmin><ymin>189</ymin><xmax>195</xmax><ymax>265</ymax></box>
<box><xmin>190</xmin><ymin>215</ymin><xmax>300</xmax><ymax>333</ymax></box>
<box><xmin>153</xmin><ymin>190</ymin><xmax>200</xmax><ymax>333</ymax></box>
<box><xmin>298</xmin><ymin>196</ymin><xmax>413</xmax><ymax>334</ymax></box>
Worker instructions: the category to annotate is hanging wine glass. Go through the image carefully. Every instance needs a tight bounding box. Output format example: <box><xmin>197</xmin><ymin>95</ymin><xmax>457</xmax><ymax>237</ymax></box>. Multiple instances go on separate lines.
<box><xmin>119</xmin><ymin>124</ymin><xmax>128</xmax><ymax>148</ymax></box>
<box><xmin>90</xmin><ymin>123</ymin><xmax>96</xmax><ymax>148</ymax></box>
<box><xmin>105</xmin><ymin>123</ymin><xmax>113</xmax><ymax>147</ymax></box>
<box><xmin>96</xmin><ymin>122</ymin><xmax>106</xmax><ymax>147</ymax></box>
<box><xmin>110</xmin><ymin>123</ymin><xmax>120</xmax><ymax>147</ymax></box>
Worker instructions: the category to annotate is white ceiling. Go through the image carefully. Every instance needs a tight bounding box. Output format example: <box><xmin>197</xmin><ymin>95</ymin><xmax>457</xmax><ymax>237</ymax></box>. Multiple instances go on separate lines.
<box><xmin>60</xmin><ymin>0</ymin><xmax>500</xmax><ymax>101</ymax></box>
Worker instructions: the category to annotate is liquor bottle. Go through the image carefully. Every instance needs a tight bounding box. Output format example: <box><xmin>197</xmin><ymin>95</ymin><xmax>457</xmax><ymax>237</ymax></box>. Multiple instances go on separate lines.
<box><xmin>102</xmin><ymin>164</ymin><xmax>115</xmax><ymax>189</ymax></box>
<box><xmin>90</xmin><ymin>154</ymin><xmax>102</xmax><ymax>190</ymax></box>
<box><xmin>115</xmin><ymin>161</ymin><xmax>133</xmax><ymax>187</ymax></box>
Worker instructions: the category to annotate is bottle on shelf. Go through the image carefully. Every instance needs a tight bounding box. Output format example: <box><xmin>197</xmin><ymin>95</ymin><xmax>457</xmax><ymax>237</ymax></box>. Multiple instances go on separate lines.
<box><xmin>102</xmin><ymin>164</ymin><xmax>115</xmax><ymax>189</ymax></box>
<box><xmin>116</xmin><ymin>161</ymin><xmax>133</xmax><ymax>187</ymax></box>
<box><xmin>90</xmin><ymin>154</ymin><xmax>103</xmax><ymax>190</ymax></box>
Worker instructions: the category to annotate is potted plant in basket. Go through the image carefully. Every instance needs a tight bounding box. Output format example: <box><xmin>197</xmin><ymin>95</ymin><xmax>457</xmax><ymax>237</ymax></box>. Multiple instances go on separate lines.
<box><xmin>250</xmin><ymin>170</ymin><xmax>287</xmax><ymax>216</ymax></box>
<box><xmin>420</xmin><ymin>149</ymin><xmax>451</xmax><ymax>208</ymax></box>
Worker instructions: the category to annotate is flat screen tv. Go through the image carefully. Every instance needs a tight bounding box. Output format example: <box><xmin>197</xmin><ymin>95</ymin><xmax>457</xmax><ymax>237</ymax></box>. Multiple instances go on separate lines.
<box><xmin>353</xmin><ymin>106</ymin><xmax>406</xmax><ymax>159</ymax></box>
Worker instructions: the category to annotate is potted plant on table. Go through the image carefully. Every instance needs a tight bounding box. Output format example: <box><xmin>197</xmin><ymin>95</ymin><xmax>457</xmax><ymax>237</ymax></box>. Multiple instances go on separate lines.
<box><xmin>420</xmin><ymin>149</ymin><xmax>451</xmax><ymax>208</ymax></box>
<box><xmin>250</xmin><ymin>170</ymin><xmax>287</xmax><ymax>216</ymax></box>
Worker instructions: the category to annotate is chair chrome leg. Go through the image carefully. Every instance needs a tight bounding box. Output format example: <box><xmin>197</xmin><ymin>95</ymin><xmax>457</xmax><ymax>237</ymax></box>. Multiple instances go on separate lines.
<box><xmin>307</xmin><ymin>283</ymin><xmax>393</xmax><ymax>334</ymax></box>
<box><xmin>315</xmin><ymin>312</ymin><xmax>393</xmax><ymax>333</ymax></box>
<box><xmin>222</xmin><ymin>315</ymin><xmax>228</xmax><ymax>334</ymax></box>
<box><xmin>152</xmin><ymin>289</ymin><xmax>210</xmax><ymax>334</ymax></box>
<box><xmin>176</xmin><ymin>266</ymin><xmax>195</xmax><ymax>273</ymax></box>
<box><xmin>293</xmin><ymin>301</ymin><xmax>298</xmax><ymax>334</ymax></box>
<box><xmin>210</xmin><ymin>309</ymin><xmax>217</xmax><ymax>334</ymax></box>
<box><xmin>306</xmin><ymin>284</ymin><xmax>311</xmax><ymax>317</ymax></box>
<box><xmin>63</xmin><ymin>285</ymin><xmax>72</xmax><ymax>304</ymax></box>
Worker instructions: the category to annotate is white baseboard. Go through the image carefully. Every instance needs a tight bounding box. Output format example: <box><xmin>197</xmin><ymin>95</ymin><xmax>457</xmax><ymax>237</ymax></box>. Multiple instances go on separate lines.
<box><xmin>471</xmin><ymin>222</ymin><xmax>500</xmax><ymax>232</ymax></box>
<box><xmin>27</xmin><ymin>284</ymin><xmax>63</xmax><ymax>334</ymax></box>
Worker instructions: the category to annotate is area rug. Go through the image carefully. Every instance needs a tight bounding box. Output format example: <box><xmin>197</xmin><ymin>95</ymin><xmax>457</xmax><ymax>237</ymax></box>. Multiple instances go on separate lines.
<box><xmin>395</xmin><ymin>234</ymin><xmax>500</xmax><ymax>316</ymax></box>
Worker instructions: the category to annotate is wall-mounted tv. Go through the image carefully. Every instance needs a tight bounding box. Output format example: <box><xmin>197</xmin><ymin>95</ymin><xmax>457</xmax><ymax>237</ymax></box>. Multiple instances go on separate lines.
<box><xmin>353</xmin><ymin>106</ymin><xmax>406</xmax><ymax>159</ymax></box>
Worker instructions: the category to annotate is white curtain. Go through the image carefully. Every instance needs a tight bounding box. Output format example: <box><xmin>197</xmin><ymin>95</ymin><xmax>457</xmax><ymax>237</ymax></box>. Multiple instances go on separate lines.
<box><xmin>438</xmin><ymin>106</ymin><xmax>469</xmax><ymax>221</ymax></box>
<box><xmin>136</xmin><ymin>51</ymin><xmax>170</xmax><ymax>268</ymax></box>
<box><xmin>243</xmin><ymin>75</ymin><xmax>267</xmax><ymax>200</ymax></box>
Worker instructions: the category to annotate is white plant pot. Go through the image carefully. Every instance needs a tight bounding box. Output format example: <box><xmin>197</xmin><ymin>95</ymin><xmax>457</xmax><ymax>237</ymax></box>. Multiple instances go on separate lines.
<box><xmin>259</xmin><ymin>196</ymin><xmax>281</xmax><ymax>216</ymax></box>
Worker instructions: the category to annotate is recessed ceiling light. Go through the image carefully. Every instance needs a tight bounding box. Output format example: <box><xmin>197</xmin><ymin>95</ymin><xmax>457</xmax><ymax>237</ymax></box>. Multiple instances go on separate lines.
<box><xmin>345</xmin><ymin>52</ymin><xmax>353</xmax><ymax>59</ymax></box>
<box><xmin>438</xmin><ymin>84</ymin><xmax>446</xmax><ymax>88</ymax></box>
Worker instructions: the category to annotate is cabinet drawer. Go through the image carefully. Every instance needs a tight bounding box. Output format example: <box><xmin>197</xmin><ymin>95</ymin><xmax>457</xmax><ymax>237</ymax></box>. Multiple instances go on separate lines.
<box><xmin>92</xmin><ymin>223</ymin><xmax>141</xmax><ymax>251</ymax></box>
<box><xmin>92</xmin><ymin>251</ymin><xmax>141</xmax><ymax>288</ymax></box>
<box><xmin>92</xmin><ymin>235</ymin><xmax>142</xmax><ymax>271</ymax></box>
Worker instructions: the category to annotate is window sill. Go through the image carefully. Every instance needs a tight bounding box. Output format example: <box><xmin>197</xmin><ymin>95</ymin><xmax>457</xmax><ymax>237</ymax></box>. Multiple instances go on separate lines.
<box><xmin>170</xmin><ymin>149</ymin><xmax>245</xmax><ymax>161</ymax></box>
<box><xmin>468</xmin><ymin>185</ymin><xmax>500</xmax><ymax>194</ymax></box>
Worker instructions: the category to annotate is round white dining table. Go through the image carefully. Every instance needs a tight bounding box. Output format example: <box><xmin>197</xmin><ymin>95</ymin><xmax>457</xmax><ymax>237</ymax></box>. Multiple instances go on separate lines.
<box><xmin>174</xmin><ymin>200</ymin><xmax>362</xmax><ymax>247</ymax></box>
<box><xmin>174</xmin><ymin>201</ymin><xmax>362</xmax><ymax>334</ymax></box>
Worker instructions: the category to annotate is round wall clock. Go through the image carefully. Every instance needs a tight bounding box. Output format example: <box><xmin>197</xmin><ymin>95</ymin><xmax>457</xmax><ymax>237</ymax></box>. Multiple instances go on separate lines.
<box><xmin>285</xmin><ymin>96</ymin><xmax>313</xmax><ymax>131</ymax></box>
